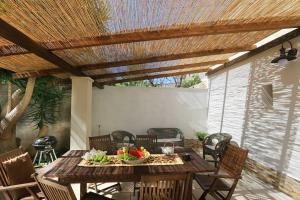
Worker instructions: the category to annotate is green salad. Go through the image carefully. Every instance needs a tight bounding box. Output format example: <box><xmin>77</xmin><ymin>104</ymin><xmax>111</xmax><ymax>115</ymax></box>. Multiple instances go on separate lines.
<box><xmin>91</xmin><ymin>155</ymin><xmax>110</xmax><ymax>163</ymax></box>
<box><xmin>117</xmin><ymin>153</ymin><xmax>139</xmax><ymax>161</ymax></box>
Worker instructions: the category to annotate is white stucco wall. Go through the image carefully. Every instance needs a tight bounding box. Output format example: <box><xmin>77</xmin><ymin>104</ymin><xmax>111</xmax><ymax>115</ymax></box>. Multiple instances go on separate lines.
<box><xmin>92</xmin><ymin>86</ymin><xmax>207</xmax><ymax>139</ymax></box>
<box><xmin>208</xmin><ymin>36</ymin><xmax>300</xmax><ymax>181</ymax></box>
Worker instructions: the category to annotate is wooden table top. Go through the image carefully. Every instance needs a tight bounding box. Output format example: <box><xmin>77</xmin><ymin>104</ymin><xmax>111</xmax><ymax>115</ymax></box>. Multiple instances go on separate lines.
<box><xmin>44</xmin><ymin>148</ymin><xmax>215</xmax><ymax>183</ymax></box>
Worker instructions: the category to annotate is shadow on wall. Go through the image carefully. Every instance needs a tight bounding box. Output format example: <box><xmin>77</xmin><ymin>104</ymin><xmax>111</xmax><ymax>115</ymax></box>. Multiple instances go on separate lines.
<box><xmin>16</xmin><ymin>93</ymin><xmax>71</xmax><ymax>157</ymax></box>
<box><xmin>240</xmin><ymin>50</ymin><xmax>300</xmax><ymax>188</ymax></box>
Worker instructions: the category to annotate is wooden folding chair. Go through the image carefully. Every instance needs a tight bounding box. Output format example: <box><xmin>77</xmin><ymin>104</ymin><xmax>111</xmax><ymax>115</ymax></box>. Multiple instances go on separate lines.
<box><xmin>133</xmin><ymin>134</ymin><xmax>158</xmax><ymax>195</ymax></box>
<box><xmin>139</xmin><ymin>173</ymin><xmax>193</xmax><ymax>200</ymax></box>
<box><xmin>135</xmin><ymin>135</ymin><xmax>157</xmax><ymax>152</ymax></box>
<box><xmin>0</xmin><ymin>148</ymin><xmax>41</xmax><ymax>200</ymax></box>
<box><xmin>89</xmin><ymin>135</ymin><xmax>115</xmax><ymax>155</ymax></box>
<box><xmin>195</xmin><ymin>144</ymin><xmax>248</xmax><ymax>200</ymax></box>
<box><xmin>32</xmin><ymin>173</ymin><xmax>112</xmax><ymax>200</ymax></box>
<box><xmin>88</xmin><ymin>135</ymin><xmax>121</xmax><ymax>193</ymax></box>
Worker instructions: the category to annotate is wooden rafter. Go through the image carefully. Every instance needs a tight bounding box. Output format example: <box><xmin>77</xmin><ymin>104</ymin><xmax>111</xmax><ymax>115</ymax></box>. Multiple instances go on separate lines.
<box><xmin>206</xmin><ymin>28</ymin><xmax>300</xmax><ymax>76</ymax></box>
<box><xmin>99</xmin><ymin>68</ymin><xmax>208</xmax><ymax>85</ymax></box>
<box><xmin>0</xmin><ymin>19</ymin><xmax>83</xmax><ymax>76</ymax></box>
<box><xmin>0</xmin><ymin>19</ymin><xmax>102</xmax><ymax>88</ymax></box>
<box><xmin>12</xmin><ymin>46</ymin><xmax>252</xmax><ymax>79</ymax></box>
<box><xmin>91</xmin><ymin>60</ymin><xmax>225</xmax><ymax>80</ymax></box>
<box><xmin>1</xmin><ymin>17</ymin><xmax>300</xmax><ymax>57</ymax></box>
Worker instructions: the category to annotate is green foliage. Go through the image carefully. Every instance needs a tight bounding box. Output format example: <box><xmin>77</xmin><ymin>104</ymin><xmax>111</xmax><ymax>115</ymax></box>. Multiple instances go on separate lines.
<box><xmin>23</xmin><ymin>77</ymin><xmax>66</xmax><ymax>129</ymax></box>
<box><xmin>114</xmin><ymin>75</ymin><xmax>201</xmax><ymax>88</ymax></box>
<box><xmin>0</xmin><ymin>69</ymin><xmax>67</xmax><ymax>130</ymax></box>
<box><xmin>115</xmin><ymin>80</ymin><xmax>151</xmax><ymax>87</ymax></box>
<box><xmin>182</xmin><ymin>74</ymin><xmax>201</xmax><ymax>88</ymax></box>
<box><xmin>195</xmin><ymin>131</ymin><xmax>208</xmax><ymax>141</ymax></box>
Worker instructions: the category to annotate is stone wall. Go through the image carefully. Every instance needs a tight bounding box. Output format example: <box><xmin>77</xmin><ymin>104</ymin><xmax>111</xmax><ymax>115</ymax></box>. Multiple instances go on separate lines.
<box><xmin>246</xmin><ymin>158</ymin><xmax>300</xmax><ymax>199</ymax></box>
<box><xmin>207</xmin><ymin>35</ymin><xmax>300</xmax><ymax>197</ymax></box>
<box><xmin>184</xmin><ymin>138</ymin><xmax>203</xmax><ymax>153</ymax></box>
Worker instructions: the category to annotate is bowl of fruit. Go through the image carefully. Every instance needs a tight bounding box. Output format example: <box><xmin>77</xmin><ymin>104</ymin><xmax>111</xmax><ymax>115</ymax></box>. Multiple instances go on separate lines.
<box><xmin>117</xmin><ymin>146</ymin><xmax>150</xmax><ymax>164</ymax></box>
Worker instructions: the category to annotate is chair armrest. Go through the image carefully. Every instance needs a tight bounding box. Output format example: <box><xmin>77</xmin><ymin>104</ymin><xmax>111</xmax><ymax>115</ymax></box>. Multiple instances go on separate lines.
<box><xmin>0</xmin><ymin>182</ymin><xmax>38</xmax><ymax>192</ymax></box>
<box><xmin>207</xmin><ymin>174</ymin><xmax>241</xmax><ymax>179</ymax></box>
<box><xmin>202</xmin><ymin>136</ymin><xmax>209</xmax><ymax>145</ymax></box>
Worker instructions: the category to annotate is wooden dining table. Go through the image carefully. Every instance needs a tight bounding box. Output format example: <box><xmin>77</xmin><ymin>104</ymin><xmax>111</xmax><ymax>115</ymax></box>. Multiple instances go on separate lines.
<box><xmin>42</xmin><ymin>147</ymin><xmax>215</xmax><ymax>200</ymax></box>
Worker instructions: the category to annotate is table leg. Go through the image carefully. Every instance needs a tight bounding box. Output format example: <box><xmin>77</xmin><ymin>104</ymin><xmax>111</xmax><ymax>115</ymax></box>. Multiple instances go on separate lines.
<box><xmin>187</xmin><ymin>174</ymin><xmax>193</xmax><ymax>200</ymax></box>
<box><xmin>80</xmin><ymin>183</ymin><xmax>87</xmax><ymax>200</ymax></box>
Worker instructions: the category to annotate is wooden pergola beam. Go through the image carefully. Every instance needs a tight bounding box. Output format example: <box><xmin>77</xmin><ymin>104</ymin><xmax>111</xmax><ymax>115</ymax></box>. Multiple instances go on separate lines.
<box><xmin>91</xmin><ymin>60</ymin><xmax>225</xmax><ymax>80</ymax></box>
<box><xmin>0</xmin><ymin>19</ymin><xmax>83</xmax><ymax>76</ymax></box>
<box><xmin>206</xmin><ymin>28</ymin><xmax>300</xmax><ymax>76</ymax></box>
<box><xmin>99</xmin><ymin>68</ymin><xmax>207</xmax><ymax>85</ymax></box>
<box><xmin>1</xmin><ymin>17</ymin><xmax>300</xmax><ymax>57</ymax></box>
<box><xmin>0</xmin><ymin>19</ymin><xmax>103</xmax><ymax>88</ymax></box>
<box><xmin>12</xmin><ymin>46</ymin><xmax>252</xmax><ymax>79</ymax></box>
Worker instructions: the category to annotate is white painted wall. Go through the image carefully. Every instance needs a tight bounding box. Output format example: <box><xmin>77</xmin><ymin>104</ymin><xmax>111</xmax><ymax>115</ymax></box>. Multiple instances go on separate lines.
<box><xmin>208</xmin><ymin>36</ymin><xmax>300</xmax><ymax>181</ymax></box>
<box><xmin>92</xmin><ymin>86</ymin><xmax>207</xmax><ymax>139</ymax></box>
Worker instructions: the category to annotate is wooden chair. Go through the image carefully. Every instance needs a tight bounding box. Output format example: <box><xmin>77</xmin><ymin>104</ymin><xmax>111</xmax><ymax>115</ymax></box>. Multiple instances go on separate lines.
<box><xmin>139</xmin><ymin>173</ymin><xmax>192</xmax><ymax>200</ymax></box>
<box><xmin>89</xmin><ymin>135</ymin><xmax>115</xmax><ymax>155</ymax></box>
<box><xmin>135</xmin><ymin>135</ymin><xmax>157</xmax><ymax>153</ymax></box>
<box><xmin>0</xmin><ymin>148</ymin><xmax>41</xmax><ymax>200</ymax></box>
<box><xmin>88</xmin><ymin>135</ymin><xmax>121</xmax><ymax>193</ymax></box>
<box><xmin>32</xmin><ymin>173</ymin><xmax>112</xmax><ymax>200</ymax></box>
<box><xmin>202</xmin><ymin>133</ymin><xmax>232</xmax><ymax>167</ymax></box>
<box><xmin>111</xmin><ymin>130</ymin><xmax>135</xmax><ymax>149</ymax></box>
<box><xmin>195</xmin><ymin>144</ymin><xmax>248</xmax><ymax>200</ymax></box>
<box><xmin>133</xmin><ymin>135</ymin><xmax>158</xmax><ymax>196</ymax></box>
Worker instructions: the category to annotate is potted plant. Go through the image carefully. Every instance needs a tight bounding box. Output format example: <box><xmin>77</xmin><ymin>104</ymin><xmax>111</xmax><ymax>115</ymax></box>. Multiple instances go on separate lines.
<box><xmin>195</xmin><ymin>131</ymin><xmax>208</xmax><ymax>141</ymax></box>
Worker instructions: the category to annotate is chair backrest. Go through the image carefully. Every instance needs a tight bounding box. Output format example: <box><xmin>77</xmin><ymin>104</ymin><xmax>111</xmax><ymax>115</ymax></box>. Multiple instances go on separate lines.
<box><xmin>139</xmin><ymin>173</ymin><xmax>192</xmax><ymax>200</ymax></box>
<box><xmin>147</xmin><ymin>128</ymin><xmax>183</xmax><ymax>139</ymax></box>
<box><xmin>89</xmin><ymin>135</ymin><xmax>113</xmax><ymax>154</ymax></box>
<box><xmin>0</xmin><ymin>148</ymin><xmax>25</xmax><ymax>186</ymax></box>
<box><xmin>33</xmin><ymin>173</ymin><xmax>76</xmax><ymax>200</ymax></box>
<box><xmin>111</xmin><ymin>130</ymin><xmax>135</xmax><ymax>144</ymax></box>
<box><xmin>218</xmin><ymin>144</ymin><xmax>248</xmax><ymax>178</ymax></box>
<box><xmin>0</xmin><ymin>148</ymin><xmax>25</xmax><ymax>200</ymax></box>
<box><xmin>135</xmin><ymin>135</ymin><xmax>157</xmax><ymax>152</ymax></box>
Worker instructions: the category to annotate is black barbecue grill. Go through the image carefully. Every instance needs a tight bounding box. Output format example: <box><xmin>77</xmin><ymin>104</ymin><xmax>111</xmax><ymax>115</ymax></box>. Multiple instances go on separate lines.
<box><xmin>32</xmin><ymin>136</ymin><xmax>57</xmax><ymax>165</ymax></box>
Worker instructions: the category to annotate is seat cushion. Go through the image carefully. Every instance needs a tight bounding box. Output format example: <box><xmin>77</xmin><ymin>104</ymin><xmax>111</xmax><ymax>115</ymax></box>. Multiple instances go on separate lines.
<box><xmin>205</xmin><ymin>145</ymin><xmax>216</xmax><ymax>150</ymax></box>
<box><xmin>2</xmin><ymin>152</ymin><xmax>39</xmax><ymax>200</ymax></box>
<box><xmin>194</xmin><ymin>174</ymin><xmax>231</xmax><ymax>191</ymax></box>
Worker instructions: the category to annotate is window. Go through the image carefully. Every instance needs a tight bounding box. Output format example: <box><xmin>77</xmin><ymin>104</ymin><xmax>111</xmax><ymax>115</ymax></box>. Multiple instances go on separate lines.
<box><xmin>262</xmin><ymin>84</ymin><xmax>273</xmax><ymax>108</ymax></box>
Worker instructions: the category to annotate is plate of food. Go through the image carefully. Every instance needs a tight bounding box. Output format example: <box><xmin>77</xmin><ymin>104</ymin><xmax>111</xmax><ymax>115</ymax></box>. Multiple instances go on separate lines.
<box><xmin>81</xmin><ymin>148</ymin><xmax>111</xmax><ymax>165</ymax></box>
<box><xmin>116</xmin><ymin>146</ymin><xmax>150</xmax><ymax>164</ymax></box>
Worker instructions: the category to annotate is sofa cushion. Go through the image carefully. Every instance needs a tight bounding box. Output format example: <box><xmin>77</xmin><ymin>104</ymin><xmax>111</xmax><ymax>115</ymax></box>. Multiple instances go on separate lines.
<box><xmin>157</xmin><ymin>138</ymin><xmax>183</xmax><ymax>143</ymax></box>
<box><xmin>2</xmin><ymin>152</ymin><xmax>38</xmax><ymax>200</ymax></box>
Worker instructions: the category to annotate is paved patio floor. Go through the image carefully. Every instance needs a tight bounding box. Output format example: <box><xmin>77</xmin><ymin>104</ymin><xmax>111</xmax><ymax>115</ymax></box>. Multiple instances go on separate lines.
<box><xmin>72</xmin><ymin>167</ymin><xmax>296</xmax><ymax>200</ymax></box>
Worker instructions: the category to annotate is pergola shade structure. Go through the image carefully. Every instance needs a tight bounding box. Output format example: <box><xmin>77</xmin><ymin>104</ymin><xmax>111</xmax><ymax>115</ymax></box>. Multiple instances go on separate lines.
<box><xmin>0</xmin><ymin>0</ymin><xmax>300</xmax><ymax>86</ymax></box>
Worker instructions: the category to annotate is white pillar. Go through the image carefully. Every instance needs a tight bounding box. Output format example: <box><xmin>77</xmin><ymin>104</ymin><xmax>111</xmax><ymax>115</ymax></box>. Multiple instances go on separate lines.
<box><xmin>70</xmin><ymin>76</ymin><xmax>93</xmax><ymax>150</ymax></box>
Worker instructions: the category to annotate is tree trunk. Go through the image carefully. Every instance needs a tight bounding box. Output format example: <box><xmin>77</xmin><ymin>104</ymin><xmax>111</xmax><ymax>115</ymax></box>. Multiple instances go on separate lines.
<box><xmin>38</xmin><ymin>125</ymin><xmax>49</xmax><ymax>138</ymax></box>
<box><xmin>0</xmin><ymin>78</ymin><xmax>36</xmax><ymax>152</ymax></box>
<box><xmin>1</xmin><ymin>88</ymin><xmax>22</xmax><ymax>119</ymax></box>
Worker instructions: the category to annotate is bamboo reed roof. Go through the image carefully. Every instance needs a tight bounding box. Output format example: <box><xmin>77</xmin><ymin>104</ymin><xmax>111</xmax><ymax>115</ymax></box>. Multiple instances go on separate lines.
<box><xmin>0</xmin><ymin>0</ymin><xmax>300</xmax><ymax>85</ymax></box>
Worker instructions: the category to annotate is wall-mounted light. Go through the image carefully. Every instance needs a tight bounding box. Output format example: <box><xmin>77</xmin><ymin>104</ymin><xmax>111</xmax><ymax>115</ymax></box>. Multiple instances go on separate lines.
<box><xmin>271</xmin><ymin>41</ymin><xmax>298</xmax><ymax>66</ymax></box>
